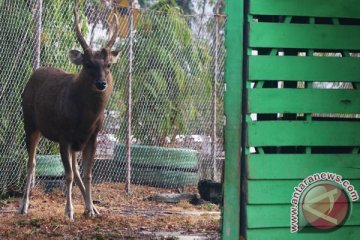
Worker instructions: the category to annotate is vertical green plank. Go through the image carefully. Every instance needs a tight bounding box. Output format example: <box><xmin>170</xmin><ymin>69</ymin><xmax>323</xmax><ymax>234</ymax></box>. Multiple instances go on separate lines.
<box><xmin>222</xmin><ymin>0</ymin><xmax>244</xmax><ymax>239</ymax></box>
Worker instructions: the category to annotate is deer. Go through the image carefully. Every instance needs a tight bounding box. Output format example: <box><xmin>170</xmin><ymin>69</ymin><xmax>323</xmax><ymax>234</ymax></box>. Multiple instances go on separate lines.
<box><xmin>19</xmin><ymin>0</ymin><xmax>120</xmax><ymax>220</ymax></box>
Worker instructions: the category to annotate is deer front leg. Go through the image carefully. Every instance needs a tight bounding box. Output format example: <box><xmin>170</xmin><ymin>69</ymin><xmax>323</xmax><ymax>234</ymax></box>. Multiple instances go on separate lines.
<box><xmin>20</xmin><ymin>130</ymin><xmax>41</xmax><ymax>215</ymax></box>
<box><xmin>72</xmin><ymin>151</ymin><xmax>99</xmax><ymax>215</ymax></box>
<box><xmin>72</xmin><ymin>151</ymin><xmax>86</xmax><ymax>197</ymax></box>
<box><xmin>60</xmin><ymin>143</ymin><xmax>74</xmax><ymax>220</ymax></box>
<box><xmin>82</xmin><ymin>134</ymin><xmax>99</xmax><ymax>217</ymax></box>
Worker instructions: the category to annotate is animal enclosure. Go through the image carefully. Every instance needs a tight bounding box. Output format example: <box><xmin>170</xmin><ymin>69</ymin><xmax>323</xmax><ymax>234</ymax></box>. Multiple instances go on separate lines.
<box><xmin>0</xmin><ymin>0</ymin><xmax>225</xmax><ymax>196</ymax></box>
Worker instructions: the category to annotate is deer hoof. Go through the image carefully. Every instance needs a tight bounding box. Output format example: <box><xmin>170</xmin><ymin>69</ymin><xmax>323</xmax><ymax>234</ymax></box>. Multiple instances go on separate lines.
<box><xmin>65</xmin><ymin>207</ymin><xmax>74</xmax><ymax>221</ymax></box>
<box><xmin>84</xmin><ymin>205</ymin><xmax>100</xmax><ymax>217</ymax></box>
<box><xmin>65</xmin><ymin>210</ymin><xmax>74</xmax><ymax>221</ymax></box>
<box><xmin>19</xmin><ymin>202</ymin><xmax>29</xmax><ymax>215</ymax></box>
<box><xmin>84</xmin><ymin>210</ymin><xmax>96</xmax><ymax>218</ymax></box>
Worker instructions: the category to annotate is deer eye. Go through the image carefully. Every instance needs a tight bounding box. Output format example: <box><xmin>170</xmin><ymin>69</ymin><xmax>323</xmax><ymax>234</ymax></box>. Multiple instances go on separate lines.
<box><xmin>106</xmin><ymin>64</ymin><xmax>111</xmax><ymax>68</ymax></box>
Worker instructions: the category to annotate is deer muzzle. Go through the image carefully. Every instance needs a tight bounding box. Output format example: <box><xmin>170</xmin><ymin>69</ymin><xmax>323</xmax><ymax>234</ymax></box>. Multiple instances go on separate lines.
<box><xmin>95</xmin><ymin>81</ymin><xmax>107</xmax><ymax>91</ymax></box>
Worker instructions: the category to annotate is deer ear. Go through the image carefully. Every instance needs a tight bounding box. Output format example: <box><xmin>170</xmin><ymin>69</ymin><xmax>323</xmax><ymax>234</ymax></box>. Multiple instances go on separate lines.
<box><xmin>109</xmin><ymin>50</ymin><xmax>120</xmax><ymax>64</ymax></box>
<box><xmin>69</xmin><ymin>50</ymin><xmax>83</xmax><ymax>65</ymax></box>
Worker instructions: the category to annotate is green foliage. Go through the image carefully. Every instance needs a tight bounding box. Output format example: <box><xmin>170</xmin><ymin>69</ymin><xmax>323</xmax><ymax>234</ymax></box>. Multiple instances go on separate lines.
<box><xmin>0</xmin><ymin>0</ymin><xmax>33</xmax><ymax>158</ymax></box>
<box><xmin>41</xmin><ymin>0</ymin><xmax>87</xmax><ymax>72</ymax></box>
<box><xmin>175</xmin><ymin>0</ymin><xmax>193</xmax><ymax>14</ymax></box>
<box><xmin>139</xmin><ymin>0</ymin><xmax>194</xmax><ymax>14</ymax></box>
<box><xmin>129</xmin><ymin>2</ymin><xmax>213</xmax><ymax>145</ymax></box>
<box><xmin>149</xmin><ymin>0</ymin><xmax>182</xmax><ymax>12</ymax></box>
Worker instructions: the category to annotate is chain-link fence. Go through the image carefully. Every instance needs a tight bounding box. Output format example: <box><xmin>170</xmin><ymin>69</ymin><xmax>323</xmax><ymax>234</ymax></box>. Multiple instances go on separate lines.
<box><xmin>0</xmin><ymin>0</ymin><xmax>225</xmax><ymax>195</ymax></box>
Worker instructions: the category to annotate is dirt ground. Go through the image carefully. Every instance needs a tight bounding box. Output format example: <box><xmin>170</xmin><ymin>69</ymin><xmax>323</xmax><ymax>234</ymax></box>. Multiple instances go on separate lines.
<box><xmin>0</xmin><ymin>183</ymin><xmax>220</xmax><ymax>239</ymax></box>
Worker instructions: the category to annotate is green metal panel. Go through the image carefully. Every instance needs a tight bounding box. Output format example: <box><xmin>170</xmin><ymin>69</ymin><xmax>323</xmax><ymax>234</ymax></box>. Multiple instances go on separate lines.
<box><xmin>248</xmin><ymin>121</ymin><xmax>360</xmax><ymax>146</ymax></box>
<box><xmin>250</xmin><ymin>0</ymin><xmax>360</xmax><ymax>19</ymax></box>
<box><xmin>248</xmin><ymin>180</ymin><xmax>360</xmax><ymax>204</ymax></box>
<box><xmin>247</xmin><ymin>227</ymin><xmax>360</xmax><ymax>240</ymax></box>
<box><xmin>223</xmin><ymin>0</ymin><xmax>360</xmax><ymax>238</ymax></box>
<box><xmin>249</xmin><ymin>56</ymin><xmax>360</xmax><ymax>82</ymax></box>
<box><xmin>222</xmin><ymin>0</ymin><xmax>243</xmax><ymax>239</ymax></box>
<box><xmin>248</xmin><ymin>155</ymin><xmax>360</xmax><ymax>180</ymax></box>
<box><xmin>250</xmin><ymin>23</ymin><xmax>360</xmax><ymax>50</ymax></box>
<box><xmin>244</xmin><ymin>0</ymin><xmax>360</xmax><ymax>238</ymax></box>
<box><xmin>249</xmin><ymin>89</ymin><xmax>360</xmax><ymax>114</ymax></box>
<box><xmin>247</xmin><ymin>203</ymin><xmax>360</xmax><ymax>228</ymax></box>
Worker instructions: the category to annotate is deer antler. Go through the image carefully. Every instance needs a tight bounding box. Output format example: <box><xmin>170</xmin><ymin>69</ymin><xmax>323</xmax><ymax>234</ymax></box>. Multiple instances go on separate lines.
<box><xmin>106</xmin><ymin>13</ymin><xmax>119</xmax><ymax>49</ymax></box>
<box><xmin>74</xmin><ymin>0</ymin><xmax>90</xmax><ymax>51</ymax></box>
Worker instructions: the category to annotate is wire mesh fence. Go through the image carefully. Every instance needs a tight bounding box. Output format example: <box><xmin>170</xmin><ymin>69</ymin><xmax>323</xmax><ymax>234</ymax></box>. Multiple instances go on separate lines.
<box><xmin>0</xmin><ymin>0</ymin><xmax>225</xmax><ymax>195</ymax></box>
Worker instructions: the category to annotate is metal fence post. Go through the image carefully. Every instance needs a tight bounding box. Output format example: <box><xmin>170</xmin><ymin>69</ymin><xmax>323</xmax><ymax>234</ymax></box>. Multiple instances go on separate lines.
<box><xmin>126</xmin><ymin>0</ymin><xmax>134</xmax><ymax>193</ymax></box>
<box><xmin>33</xmin><ymin>0</ymin><xmax>42</xmax><ymax>70</ymax></box>
<box><xmin>31</xmin><ymin>0</ymin><xmax>42</xmax><ymax>187</ymax></box>
<box><xmin>211</xmin><ymin>7</ymin><xmax>220</xmax><ymax>181</ymax></box>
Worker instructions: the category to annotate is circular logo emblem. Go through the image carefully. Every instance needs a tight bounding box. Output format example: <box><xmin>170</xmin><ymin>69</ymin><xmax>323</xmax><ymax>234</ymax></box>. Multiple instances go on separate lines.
<box><xmin>301</xmin><ymin>183</ymin><xmax>350</xmax><ymax>230</ymax></box>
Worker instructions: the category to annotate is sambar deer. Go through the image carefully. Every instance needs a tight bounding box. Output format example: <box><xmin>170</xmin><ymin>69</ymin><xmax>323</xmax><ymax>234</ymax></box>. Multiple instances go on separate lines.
<box><xmin>19</xmin><ymin>0</ymin><xmax>120</xmax><ymax>220</ymax></box>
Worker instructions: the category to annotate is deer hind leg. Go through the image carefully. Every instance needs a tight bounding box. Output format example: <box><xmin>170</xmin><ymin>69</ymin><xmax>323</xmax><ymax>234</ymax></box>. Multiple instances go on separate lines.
<box><xmin>60</xmin><ymin>142</ymin><xmax>74</xmax><ymax>220</ymax></box>
<box><xmin>20</xmin><ymin>130</ymin><xmax>41</xmax><ymax>214</ymax></box>
<box><xmin>72</xmin><ymin>151</ymin><xmax>99</xmax><ymax>215</ymax></box>
<box><xmin>82</xmin><ymin>134</ymin><xmax>99</xmax><ymax>217</ymax></box>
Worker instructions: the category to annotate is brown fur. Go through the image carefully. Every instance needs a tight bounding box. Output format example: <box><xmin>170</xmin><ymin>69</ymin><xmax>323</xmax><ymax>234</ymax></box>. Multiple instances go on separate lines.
<box><xmin>22</xmin><ymin>65</ymin><xmax>113</xmax><ymax>151</ymax></box>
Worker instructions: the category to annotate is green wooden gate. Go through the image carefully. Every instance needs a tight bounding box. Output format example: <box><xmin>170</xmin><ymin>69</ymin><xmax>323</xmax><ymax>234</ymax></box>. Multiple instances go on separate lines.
<box><xmin>223</xmin><ymin>0</ymin><xmax>360</xmax><ymax>239</ymax></box>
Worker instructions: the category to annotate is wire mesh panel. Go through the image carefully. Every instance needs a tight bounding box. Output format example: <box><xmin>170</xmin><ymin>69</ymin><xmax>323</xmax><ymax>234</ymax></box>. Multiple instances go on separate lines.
<box><xmin>0</xmin><ymin>0</ymin><xmax>225</xmax><ymax>195</ymax></box>
<box><xmin>0</xmin><ymin>0</ymin><xmax>35</xmax><ymax>196</ymax></box>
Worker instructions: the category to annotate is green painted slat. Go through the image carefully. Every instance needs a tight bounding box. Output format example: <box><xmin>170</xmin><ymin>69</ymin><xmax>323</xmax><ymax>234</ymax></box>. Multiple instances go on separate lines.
<box><xmin>248</xmin><ymin>180</ymin><xmax>360</xmax><ymax>204</ymax></box>
<box><xmin>249</xmin><ymin>56</ymin><xmax>360</xmax><ymax>82</ymax></box>
<box><xmin>250</xmin><ymin>0</ymin><xmax>360</xmax><ymax>19</ymax></box>
<box><xmin>248</xmin><ymin>89</ymin><xmax>360</xmax><ymax>114</ymax></box>
<box><xmin>250</xmin><ymin>22</ymin><xmax>360</xmax><ymax>50</ymax></box>
<box><xmin>222</xmin><ymin>0</ymin><xmax>243</xmax><ymax>239</ymax></box>
<box><xmin>248</xmin><ymin>121</ymin><xmax>360</xmax><ymax>146</ymax></box>
<box><xmin>247</xmin><ymin>203</ymin><xmax>360</xmax><ymax>228</ymax></box>
<box><xmin>247</xmin><ymin>154</ymin><xmax>360</xmax><ymax>180</ymax></box>
<box><xmin>247</xmin><ymin>226</ymin><xmax>360</xmax><ymax>240</ymax></box>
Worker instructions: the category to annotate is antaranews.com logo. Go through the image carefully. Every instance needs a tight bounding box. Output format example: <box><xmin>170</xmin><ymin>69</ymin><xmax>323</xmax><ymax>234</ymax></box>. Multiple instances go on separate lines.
<box><xmin>290</xmin><ymin>172</ymin><xmax>359</xmax><ymax>233</ymax></box>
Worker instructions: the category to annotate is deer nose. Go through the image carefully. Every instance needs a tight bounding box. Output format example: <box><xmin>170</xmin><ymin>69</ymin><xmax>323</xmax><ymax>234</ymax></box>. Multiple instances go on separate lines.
<box><xmin>95</xmin><ymin>81</ymin><xmax>107</xmax><ymax>91</ymax></box>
